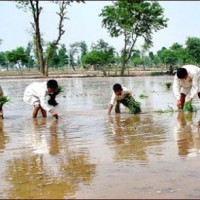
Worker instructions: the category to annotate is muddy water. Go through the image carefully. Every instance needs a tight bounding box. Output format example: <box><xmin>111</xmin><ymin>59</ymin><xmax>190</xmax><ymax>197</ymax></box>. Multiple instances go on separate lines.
<box><xmin>1</xmin><ymin>76</ymin><xmax>200</xmax><ymax>199</ymax></box>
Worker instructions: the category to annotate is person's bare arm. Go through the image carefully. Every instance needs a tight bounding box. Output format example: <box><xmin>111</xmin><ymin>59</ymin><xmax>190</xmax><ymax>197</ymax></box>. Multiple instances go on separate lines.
<box><xmin>108</xmin><ymin>104</ymin><xmax>113</xmax><ymax>115</ymax></box>
<box><xmin>49</xmin><ymin>109</ymin><xmax>58</xmax><ymax>119</ymax></box>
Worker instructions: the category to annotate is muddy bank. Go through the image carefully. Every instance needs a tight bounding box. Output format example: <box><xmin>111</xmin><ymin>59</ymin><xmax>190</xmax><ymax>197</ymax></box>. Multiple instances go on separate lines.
<box><xmin>0</xmin><ymin>70</ymin><xmax>168</xmax><ymax>80</ymax></box>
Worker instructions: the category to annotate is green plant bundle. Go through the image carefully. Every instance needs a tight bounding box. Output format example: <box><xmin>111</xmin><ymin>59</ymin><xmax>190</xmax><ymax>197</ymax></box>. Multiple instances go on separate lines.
<box><xmin>183</xmin><ymin>102</ymin><xmax>196</xmax><ymax>112</ymax></box>
<box><xmin>0</xmin><ymin>96</ymin><xmax>10</xmax><ymax>106</ymax></box>
<box><xmin>165</xmin><ymin>82</ymin><xmax>172</xmax><ymax>89</ymax></box>
<box><xmin>55</xmin><ymin>85</ymin><xmax>64</xmax><ymax>95</ymax></box>
<box><xmin>127</xmin><ymin>98</ymin><xmax>141</xmax><ymax>114</ymax></box>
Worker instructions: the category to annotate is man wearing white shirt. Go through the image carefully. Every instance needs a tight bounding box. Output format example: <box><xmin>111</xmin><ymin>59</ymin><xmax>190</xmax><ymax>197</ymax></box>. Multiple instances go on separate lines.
<box><xmin>108</xmin><ymin>83</ymin><xmax>135</xmax><ymax>115</ymax></box>
<box><xmin>23</xmin><ymin>79</ymin><xmax>59</xmax><ymax>119</ymax></box>
<box><xmin>173</xmin><ymin>65</ymin><xmax>200</xmax><ymax>110</ymax></box>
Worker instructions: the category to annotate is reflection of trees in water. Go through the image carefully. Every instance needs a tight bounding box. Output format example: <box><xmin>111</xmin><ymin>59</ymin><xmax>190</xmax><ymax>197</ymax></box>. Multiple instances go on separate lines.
<box><xmin>174</xmin><ymin>112</ymin><xmax>200</xmax><ymax>157</ymax></box>
<box><xmin>5</xmin><ymin>153</ymin><xmax>96</xmax><ymax>199</ymax></box>
<box><xmin>107</xmin><ymin>114</ymin><xmax>167</xmax><ymax>164</ymax></box>
<box><xmin>4</xmin><ymin>119</ymin><xmax>96</xmax><ymax>199</ymax></box>
<box><xmin>0</xmin><ymin>120</ymin><xmax>9</xmax><ymax>152</ymax></box>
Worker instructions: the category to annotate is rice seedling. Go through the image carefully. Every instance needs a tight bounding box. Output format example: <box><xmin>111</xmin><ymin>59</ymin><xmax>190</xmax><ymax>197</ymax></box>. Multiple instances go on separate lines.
<box><xmin>139</xmin><ymin>94</ymin><xmax>148</xmax><ymax>99</ymax></box>
<box><xmin>165</xmin><ymin>82</ymin><xmax>172</xmax><ymax>89</ymax></box>
<box><xmin>48</xmin><ymin>85</ymin><xmax>64</xmax><ymax>107</ymax></box>
<box><xmin>154</xmin><ymin>105</ymin><xmax>175</xmax><ymax>113</ymax></box>
<box><xmin>183</xmin><ymin>101</ymin><xmax>196</xmax><ymax>112</ymax></box>
<box><xmin>55</xmin><ymin>85</ymin><xmax>64</xmax><ymax>95</ymax></box>
<box><xmin>127</xmin><ymin>98</ymin><xmax>141</xmax><ymax>114</ymax></box>
<box><xmin>0</xmin><ymin>96</ymin><xmax>10</xmax><ymax>106</ymax></box>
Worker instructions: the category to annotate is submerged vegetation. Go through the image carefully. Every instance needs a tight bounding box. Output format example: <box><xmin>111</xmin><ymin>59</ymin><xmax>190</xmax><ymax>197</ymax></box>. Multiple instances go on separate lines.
<box><xmin>154</xmin><ymin>105</ymin><xmax>175</xmax><ymax>113</ymax></box>
<box><xmin>139</xmin><ymin>94</ymin><xmax>148</xmax><ymax>99</ymax></box>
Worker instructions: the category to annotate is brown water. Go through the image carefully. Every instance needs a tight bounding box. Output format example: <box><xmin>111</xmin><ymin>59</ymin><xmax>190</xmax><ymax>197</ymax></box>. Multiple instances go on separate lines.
<box><xmin>1</xmin><ymin>76</ymin><xmax>200</xmax><ymax>199</ymax></box>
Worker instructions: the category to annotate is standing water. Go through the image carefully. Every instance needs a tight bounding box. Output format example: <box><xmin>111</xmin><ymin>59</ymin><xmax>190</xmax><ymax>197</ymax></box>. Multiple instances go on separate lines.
<box><xmin>0</xmin><ymin>76</ymin><xmax>200</xmax><ymax>199</ymax></box>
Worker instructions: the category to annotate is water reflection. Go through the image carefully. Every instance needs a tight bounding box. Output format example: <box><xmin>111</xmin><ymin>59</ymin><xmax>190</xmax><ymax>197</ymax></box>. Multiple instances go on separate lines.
<box><xmin>4</xmin><ymin>119</ymin><xmax>96</xmax><ymax>199</ymax></box>
<box><xmin>174</xmin><ymin>112</ymin><xmax>200</xmax><ymax>157</ymax></box>
<box><xmin>0</xmin><ymin>119</ymin><xmax>9</xmax><ymax>152</ymax></box>
<box><xmin>107</xmin><ymin>114</ymin><xmax>167</xmax><ymax>164</ymax></box>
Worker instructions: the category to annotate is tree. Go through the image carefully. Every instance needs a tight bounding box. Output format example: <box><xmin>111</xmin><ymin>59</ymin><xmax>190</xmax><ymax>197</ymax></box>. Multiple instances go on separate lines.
<box><xmin>69</xmin><ymin>43</ymin><xmax>79</xmax><ymax>70</ymax></box>
<box><xmin>157</xmin><ymin>48</ymin><xmax>178</xmax><ymax>67</ymax></box>
<box><xmin>16</xmin><ymin>0</ymin><xmax>84</xmax><ymax>77</ymax></box>
<box><xmin>82</xmin><ymin>39</ymin><xmax>116</xmax><ymax>75</ymax></box>
<box><xmin>25</xmin><ymin>42</ymin><xmax>35</xmax><ymax>70</ymax></box>
<box><xmin>58</xmin><ymin>44</ymin><xmax>69</xmax><ymax>67</ymax></box>
<box><xmin>6</xmin><ymin>47</ymin><xmax>29</xmax><ymax>74</ymax></box>
<box><xmin>0</xmin><ymin>52</ymin><xmax>8</xmax><ymax>70</ymax></box>
<box><xmin>100</xmin><ymin>0</ymin><xmax>168</xmax><ymax>75</ymax></box>
<box><xmin>185</xmin><ymin>37</ymin><xmax>200</xmax><ymax>65</ymax></box>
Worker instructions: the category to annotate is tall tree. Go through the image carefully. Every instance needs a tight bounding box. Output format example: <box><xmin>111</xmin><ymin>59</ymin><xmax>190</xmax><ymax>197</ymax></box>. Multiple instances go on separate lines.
<box><xmin>58</xmin><ymin>44</ymin><xmax>69</xmax><ymax>67</ymax></box>
<box><xmin>16</xmin><ymin>0</ymin><xmax>84</xmax><ymax>77</ymax></box>
<box><xmin>100</xmin><ymin>0</ymin><xmax>168</xmax><ymax>75</ymax></box>
<box><xmin>185</xmin><ymin>37</ymin><xmax>200</xmax><ymax>65</ymax></box>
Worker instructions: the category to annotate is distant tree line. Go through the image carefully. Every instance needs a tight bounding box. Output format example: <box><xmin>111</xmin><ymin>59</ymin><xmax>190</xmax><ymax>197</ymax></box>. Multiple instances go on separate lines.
<box><xmin>0</xmin><ymin>1</ymin><xmax>199</xmax><ymax>76</ymax></box>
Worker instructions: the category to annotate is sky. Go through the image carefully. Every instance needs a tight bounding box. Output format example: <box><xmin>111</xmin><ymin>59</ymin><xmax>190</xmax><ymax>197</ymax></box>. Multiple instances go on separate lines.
<box><xmin>0</xmin><ymin>1</ymin><xmax>200</xmax><ymax>54</ymax></box>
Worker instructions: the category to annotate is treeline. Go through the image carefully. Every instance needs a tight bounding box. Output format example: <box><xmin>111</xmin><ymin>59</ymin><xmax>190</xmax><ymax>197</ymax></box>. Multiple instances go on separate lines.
<box><xmin>1</xmin><ymin>36</ymin><xmax>200</xmax><ymax>74</ymax></box>
<box><xmin>0</xmin><ymin>1</ymin><xmax>199</xmax><ymax>76</ymax></box>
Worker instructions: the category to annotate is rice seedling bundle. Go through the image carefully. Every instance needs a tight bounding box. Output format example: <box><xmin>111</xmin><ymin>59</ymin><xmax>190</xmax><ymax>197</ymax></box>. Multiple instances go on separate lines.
<box><xmin>127</xmin><ymin>98</ymin><xmax>141</xmax><ymax>114</ymax></box>
<box><xmin>0</xmin><ymin>96</ymin><xmax>10</xmax><ymax>106</ymax></box>
<box><xmin>183</xmin><ymin>101</ymin><xmax>196</xmax><ymax>112</ymax></box>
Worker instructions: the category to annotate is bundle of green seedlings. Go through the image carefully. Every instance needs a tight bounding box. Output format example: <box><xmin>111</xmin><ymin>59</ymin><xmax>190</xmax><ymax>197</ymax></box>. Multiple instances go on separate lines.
<box><xmin>165</xmin><ymin>82</ymin><xmax>172</xmax><ymax>89</ymax></box>
<box><xmin>183</xmin><ymin>101</ymin><xmax>196</xmax><ymax>112</ymax></box>
<box><xmin>127</xmin><ymin>98</ymin><xmax>141</xmax><ymax>114</ymax></box>
<box><xmin>48</xmin><ymin>85</ymin><xmax>64</xmax><ymax>106</ymax></box>
<box><xmin>56</xmin><ymin>85</ymin><xmax>64</xmax><ymax>95</ymax></box>
<box><xmin>0</xmin><ymin>96</ymin><xmax>10</xmax><ymax>106</ymax></box>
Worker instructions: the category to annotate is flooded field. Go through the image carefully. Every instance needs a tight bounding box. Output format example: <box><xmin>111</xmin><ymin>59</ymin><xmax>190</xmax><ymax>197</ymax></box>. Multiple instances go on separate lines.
<box><xmin>1</xmin><ymin>76</ymin><xmax>200</xmax><ymax>199</ymax></box>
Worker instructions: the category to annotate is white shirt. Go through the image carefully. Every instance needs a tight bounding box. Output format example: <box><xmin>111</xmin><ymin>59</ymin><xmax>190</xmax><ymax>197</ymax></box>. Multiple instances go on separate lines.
<box><xmin>109</xmin><ymin>86</ymin><xmax>132</xmax><ymax>105</ymax></box>
<box><xmin>23</xmin><ymin>82</ymin><xmax>53</xmax><ymax>112</ymax></box>
<box><xmin>173</xmin><ymin>65</ymin><xmax>200</xmax><ymax>100</ymax></box>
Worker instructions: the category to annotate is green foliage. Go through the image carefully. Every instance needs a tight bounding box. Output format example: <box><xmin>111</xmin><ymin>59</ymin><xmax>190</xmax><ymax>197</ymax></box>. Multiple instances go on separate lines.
<box><xmin>127</xmin><ymin>98</ymin><xmax>141</xmax><ymax>114</ymax></box>
<box><xmin>183</xmin><ymin>102</ymin><xmax>196</xmax><ymax>112</ymax></box>
<box><xmin>82</xmin><ymin>39</ymin><xmax>115</xmax><ymax>68</ymax></box>
<box><xmin>186</xmin><ymin>37</ymin><xmax>200</xmax><ymax>65</ymax></box>
<box><xmin>0</xmin><ymin>52</ymin><xmax>8</xmax><ymax>67</ymax></box>
<box><xmin>157</xmin><ymin>48</ymin><xmax>178</xmax><ymax>66</ymax></box>
<box><xmin>100</xmin><ymin>0</ymin><xmax>168</xmax><ymax>75</ymax></box>
<box><xmin>0</xmin><ymin>96</ymin><xmax>10</xmax><ymax>106</ymax></box>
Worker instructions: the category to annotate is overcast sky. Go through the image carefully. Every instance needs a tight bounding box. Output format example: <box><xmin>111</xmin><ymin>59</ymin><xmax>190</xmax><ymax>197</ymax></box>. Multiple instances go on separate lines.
<box><xmin>0</xmin><ymin>1</ymin><xmax>200</xmax><ymax>54</ymax></box>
